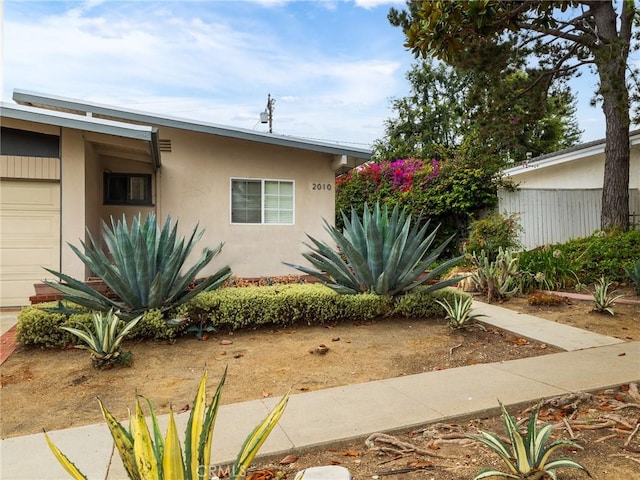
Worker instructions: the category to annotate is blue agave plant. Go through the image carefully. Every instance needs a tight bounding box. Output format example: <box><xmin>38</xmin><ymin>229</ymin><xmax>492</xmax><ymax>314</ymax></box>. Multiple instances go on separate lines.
<box><xmin>285</xmin><ymin>202</ymin><xmax>463</xmax><ymax>295</ymax></box>
<box><xmin>44</xmin><ymin>213</ymin><xmax>231</xmax><ymax>319</ymax></box>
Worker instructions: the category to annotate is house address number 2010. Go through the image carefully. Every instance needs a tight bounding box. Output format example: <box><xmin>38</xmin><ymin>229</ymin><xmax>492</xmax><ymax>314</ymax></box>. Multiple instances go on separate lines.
<box><xmin>312</xmin><ymin>183</ymin><xmax>332</xmax><ymax>191</ymax></box>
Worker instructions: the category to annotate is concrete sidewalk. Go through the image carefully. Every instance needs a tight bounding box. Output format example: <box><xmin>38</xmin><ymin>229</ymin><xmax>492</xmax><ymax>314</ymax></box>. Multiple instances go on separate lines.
<box><xmin>1</xmin><ymin>302</ymin><xmax>639</xmax><ymax>480</ymax></box>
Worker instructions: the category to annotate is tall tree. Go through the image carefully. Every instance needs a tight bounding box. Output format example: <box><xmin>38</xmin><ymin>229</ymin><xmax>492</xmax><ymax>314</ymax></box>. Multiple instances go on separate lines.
<box><xmin>373</xmin><ymin>61</ymin><xmax>471</xmax><ymax>161</ymax></box>
<box><xmin>389</xmin><ymin>0</ymin><xmax>639</xmax><ymax>231</ymax></box>
<box><xmin>374</xmin><ymin>59</ymin><xmax>581</xmax><ymax>165</ymax></box>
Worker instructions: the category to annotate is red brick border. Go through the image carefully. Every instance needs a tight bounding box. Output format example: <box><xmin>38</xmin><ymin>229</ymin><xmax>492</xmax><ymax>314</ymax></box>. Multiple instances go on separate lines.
<box><xmin>0</xmin><ymin>325</ymin><xmax>18</xmax><ymax>366</ymax></box>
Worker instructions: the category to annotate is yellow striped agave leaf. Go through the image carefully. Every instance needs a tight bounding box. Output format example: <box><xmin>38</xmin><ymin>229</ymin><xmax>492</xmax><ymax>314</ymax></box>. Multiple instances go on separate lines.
<box><xmin>232</xmin><ymin>392</ymin><xmax>289</xmax><ymax>480</ymax></box>
<box><xmin>162</xmin><ymin>412</ymin><xmax>185</xmax><ymax>480</ymax></box>
<box><xmin>43</xmin><ymin>431</ymin><xmax>88</xmax><ymax>480</ymax></box>
<box><xmin>98</xmin><ymin>398</ymin><xmax>139</xmax><ymax>478</ymax></box>
<box><xmin>500</xmin><ymin>403</ymin><xmax>531</xmax><ymax>474</ymax></box>
<box><xmin>131</xmin><ymin>398</ymin><xmax>161</xmax><ymax>480</ymax></box>
<box><xmin>198</xmin><ymin>369</ymin><xmax>226</xmax><ymax>474</ymax></box>
<box><xmin>184</xmin><ymin>367</ymin><xmax>226</xmax><ymax>480</ymax></box>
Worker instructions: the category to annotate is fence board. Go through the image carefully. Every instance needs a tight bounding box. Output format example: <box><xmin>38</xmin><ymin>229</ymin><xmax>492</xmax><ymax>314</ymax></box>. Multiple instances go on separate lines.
<box><xmin>498</xmin><ymin>188</ymin><xmax>639</xmax><ymax>249</ymax></box>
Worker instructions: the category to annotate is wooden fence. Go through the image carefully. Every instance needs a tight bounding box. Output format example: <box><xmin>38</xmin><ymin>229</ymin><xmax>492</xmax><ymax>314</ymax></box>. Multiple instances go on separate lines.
<box><xmin>497</xmin><ymin>188</ymin><xmax>640</xmax><ymax>250</ymax></box>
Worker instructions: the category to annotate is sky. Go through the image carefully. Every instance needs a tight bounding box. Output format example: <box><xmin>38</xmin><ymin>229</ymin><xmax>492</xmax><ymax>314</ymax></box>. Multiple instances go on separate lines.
<box><xmin>1</xmin><ymin>0</ymin><xmax>636</xmax><ymax>150</ymax></box>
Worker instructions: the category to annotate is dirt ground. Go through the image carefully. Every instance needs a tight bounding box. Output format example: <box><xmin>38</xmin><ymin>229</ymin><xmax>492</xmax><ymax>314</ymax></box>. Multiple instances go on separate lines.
<box><xmin>1</xmin><ymin>287</ymin><xmax>638</xmax><ymax>479</ymax></box>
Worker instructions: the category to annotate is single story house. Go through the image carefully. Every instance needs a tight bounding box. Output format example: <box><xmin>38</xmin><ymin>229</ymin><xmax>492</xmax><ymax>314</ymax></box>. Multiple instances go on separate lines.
<box><xmin>499</xmin><ymin>129</ymin><xmax>640</xmax><ymax>250</ymax></box>
<box><xmin>0</xmin><ymin>89</ymin><xmax>370</xmax><ymax>307</ymax></box>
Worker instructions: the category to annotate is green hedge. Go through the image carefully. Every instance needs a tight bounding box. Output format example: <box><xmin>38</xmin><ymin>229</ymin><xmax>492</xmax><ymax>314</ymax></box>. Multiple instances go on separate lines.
<box><xmin>17</xmin><ymin>284</ymin><xmax>466</xmax><ymax>348</ymax></box>
<box><xmin>16</xmin><ymin>305</ymin><xmax>183</xmax><ymax>348</ymax></box>
<box><xmin>519</xmin><ymin>229</ymin><xmax>640</xmax><ymax>285</ymax></box>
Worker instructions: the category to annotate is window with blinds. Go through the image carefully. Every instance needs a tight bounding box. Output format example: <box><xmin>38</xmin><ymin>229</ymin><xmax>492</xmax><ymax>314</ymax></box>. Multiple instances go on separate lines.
<box><xmin>231</xmin><ymin>178</ymin><xmax>294</xmax><ymax>224</ymax></box>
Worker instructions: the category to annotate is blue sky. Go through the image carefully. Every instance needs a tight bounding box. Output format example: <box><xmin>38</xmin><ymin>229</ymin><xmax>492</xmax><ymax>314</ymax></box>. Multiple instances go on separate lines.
<box><xmin>1</xmin><ymin>0</ymin><xmax>634</xmax><ymax>149</ymax></box>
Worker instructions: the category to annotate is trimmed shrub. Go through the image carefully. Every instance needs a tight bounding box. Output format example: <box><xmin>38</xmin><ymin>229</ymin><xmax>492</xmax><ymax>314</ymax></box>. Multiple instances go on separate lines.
<box><xmin>393</xmin><ymin>286</ymin><xmax>463</xmax><ymax>318</ymax></box>
<box><xmin>16</xmin><ymin>284</ymin><xmax>469</xmax><ymax>348</ymax></box>
<box><xmin>463</xmin><ymin>212</ymin><xmax>522</xmax><ymax>260</ymax></box>
<box><xmin>17</xmin><ymin>303</ymin><xmax>181</xmax><ymax>348</ymax></box>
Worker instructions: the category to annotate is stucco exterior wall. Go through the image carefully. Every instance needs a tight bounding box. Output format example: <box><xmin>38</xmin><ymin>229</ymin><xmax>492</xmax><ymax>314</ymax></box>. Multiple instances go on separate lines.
<box><xmin>60</xmin><ymin>128</ymin><xmax>86</xmax><ymax>280</ymax></box>
<box><xmin>84</xmin><ymin>141</ymin><xmax>102</xmax><ymax>256</ymax></box>
<box><xmin>156</xmin><ymin>127</ymin><xmax>336</xmax><ymax>277</ymax></box>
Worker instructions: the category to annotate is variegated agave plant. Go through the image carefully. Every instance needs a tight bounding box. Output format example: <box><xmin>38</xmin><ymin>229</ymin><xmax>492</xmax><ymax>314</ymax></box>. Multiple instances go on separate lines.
<box><xmin>285</xmin><ymin>202</ymin><xmax>464</xmax><ymax>296</ymax></box>
<box><xmin>469</xmin><ymin>402</ymin><xmax>591</xmax><ymax>480</ymax></box>
<box><xmin>436</xmin><ymin>295</ymin><xmax>486</xmax><ymax>330</ymax></box>
<box><xmin>44</xmin><ymin>213</ymin><xmax>232</xmax><ymax>320</ymax></box>
<box><xmin>60</xmin><ymin>309</ymin><xmax>141</xmax><ymax>368</ymax></box>
<box><xmin>45</xmin><ymin>369</ymin><xmax>288</xmax><ymax>480</ymax></box>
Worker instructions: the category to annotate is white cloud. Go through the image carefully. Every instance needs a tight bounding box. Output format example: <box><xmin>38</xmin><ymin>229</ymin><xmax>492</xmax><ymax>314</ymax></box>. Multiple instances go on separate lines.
<box><xmin>353</xmin><ymin>0</ymin><xmax>404</xmax><ymax>10</ymax></box>
<box><xmin>2</xmin><ymin>1</ymin><xmax>411</xmax><ymax>146</ymax></box>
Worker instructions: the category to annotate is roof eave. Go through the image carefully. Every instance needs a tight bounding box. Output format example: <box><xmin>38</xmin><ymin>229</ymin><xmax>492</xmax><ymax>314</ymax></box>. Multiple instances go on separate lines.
<box><xmin>12</xmin><ymin>89</ymin><xmax>372</xmax><ymax>161</ymax></box>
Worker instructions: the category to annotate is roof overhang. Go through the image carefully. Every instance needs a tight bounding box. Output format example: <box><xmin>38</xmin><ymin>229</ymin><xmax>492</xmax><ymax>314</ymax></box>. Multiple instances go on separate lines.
<box><xmin>1</xmin><ymin>102</ymin><xmax>161</xmax><ymax>169</ymax></box>
<box><xmin>12</xmin><ymin>89</ymin><xmax>371</xmax><ymax>169</ymax></box>
<box><xmin>504</xmin><ymin>129</ymin><xmax>640</xmax><ymax>178</ymax></box>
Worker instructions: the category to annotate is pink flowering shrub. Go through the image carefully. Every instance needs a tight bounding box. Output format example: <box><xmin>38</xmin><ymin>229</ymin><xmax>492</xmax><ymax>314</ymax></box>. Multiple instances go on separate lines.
<box><xmin>336</xmin><ymin>156</ymin><xmax>503</xmax><ymax>256</ymax></box>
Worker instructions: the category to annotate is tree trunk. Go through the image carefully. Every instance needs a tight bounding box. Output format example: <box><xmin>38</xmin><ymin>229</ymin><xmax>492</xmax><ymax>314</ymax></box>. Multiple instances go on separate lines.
<box><xmin>593</xmin><ymin>1</ymin><xmax>632</xmax><ymax>231</ymax></box>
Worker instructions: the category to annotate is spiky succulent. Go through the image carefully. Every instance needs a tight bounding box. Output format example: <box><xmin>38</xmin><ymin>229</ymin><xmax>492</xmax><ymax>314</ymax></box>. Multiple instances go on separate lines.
<box><xmin>60</xmin><ymin>309</ymin><xmax>141</xmax><ymax>368</ymax></box>
<box><xmin>285</xmin><ymin>202</ymin><xmax>464</xmax><ymax>296</ymax></box>
<box><xmin>44</xmin><ymin>213</ymin><xmax>231</xmax><ymax>319</ymax></box>
<box><xmin>469</xmin><ymin>402</ymin><xmax>591</xmax><ymax>480</ymax></box>
<box><xmin>45</xmin><ymin>369</ymin><xmax>289</xmax><ymax>480</ymax></box>
<box><xmin>591</xmin><ymin>276</ymin><xmax>625</xmax><ymax>315</ymax></box>
<box><xmin>436</xmin><ymin>295</ymin><xmax>486</xmax><ymax>330</ymax></box>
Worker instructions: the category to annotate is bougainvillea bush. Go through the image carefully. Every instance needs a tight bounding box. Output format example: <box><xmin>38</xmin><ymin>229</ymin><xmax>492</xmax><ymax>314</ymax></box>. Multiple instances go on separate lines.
<box><xmin>336</xmin><ymin>156</ymin><xmax>505</xmax><ymax>255</ymax></box>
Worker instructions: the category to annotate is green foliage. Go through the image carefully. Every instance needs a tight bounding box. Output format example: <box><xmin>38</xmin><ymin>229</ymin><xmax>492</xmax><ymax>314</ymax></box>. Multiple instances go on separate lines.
<box><xmin>392</xmin><ymin>286</ymin><xmax>460</xmax><ymax>318</ymax></box>
<box><xmin>470</xmin><ymin>248</ymin><xmax>521</xmax><ymax>302</ymax></box>
<box><xmin>19</xmin><ymin>285</ymin><xmax>469</xmax><ymax>347</ymax></box>
<box><xmin>388</xmin><ymin>0</ymin><xmax>637</xmax><ymax>231</ymax></box>
<box><xmin>625</xmin><ymin>259</ymin><xmax>640</xmax><ymax>294</ymax></box>
<box><xmin>463</xmin><ymin>212</ymin><xmax>523</xmax><ymax>260</ymax></box>
<box><xmin>519</xmin><ymin>246</ymin><xmax>579</xmax><ymax>291</ymax></box>
<box><xmin>520</xmin><ymin>230</ymin><xmax>640</xmax><ymax>286</ymax></box>
<box><xmin>469</xmin><ymin>402</ymin><xmax>591</xmax><ymax>480</ymax></box>
<box><xmin>436</xmin><ymin>295</ymin><xmax>486</xmax><ymax>330</ymax></box>
<box><xmin>336</xmin><ymin>157</ymin><xmax>510</xmax><ymax>255</ymax></box>
<box><xmin>17</xmin><ymin>304</ymin><xmax>180</xmax><ymax>348</ymax></box>
<box><xmin>372</xmin><ymin>60</ymin><xmax>470</xmax><ymax>161</ymax></box>
<box><xmin>591</xmin><ymin>277</ymin><xmax>625</xmax><ymax>316</ymax></box>
<box><xmin>372</xmin><ymin>57</ymin><xmax>581</xmax><ymax>167</ymax></box>
<box><xmin>60</xmin><ymin>310</ymin><xmax>141</xmax><ymax>369</ymax></box>
<box><xmin>285</xmin><ymin>202</ymin><xmax>464</xmax><ymax>296</ymax></box>
<box><xmin>45</xmin><ymin>369</ymin><xmax>288</xmax><ymax>480</ymax></box>
<box><xmin>43</xmin><ymin>213</ymin><xmax>232</xmax><ymax>320</ymax></box>
<box><xmin>183</xmin><ymin>284</ymin><xmax>395</xmax><ymax>330</ymax></box>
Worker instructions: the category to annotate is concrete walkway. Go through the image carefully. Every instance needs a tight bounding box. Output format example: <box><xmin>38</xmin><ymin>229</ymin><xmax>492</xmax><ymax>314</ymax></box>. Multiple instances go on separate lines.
<box><xmin>1</xmin><ymin>301</ymin><xmax>639</xmax><ymax>480</ymax></box>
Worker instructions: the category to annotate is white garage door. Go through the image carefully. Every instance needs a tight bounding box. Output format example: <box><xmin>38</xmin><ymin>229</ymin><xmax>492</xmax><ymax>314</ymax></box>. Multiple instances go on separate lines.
<box><xmin>0</xmin><ymin>179</ymin><xmax>60</xmax><ymax>307</ymax></box>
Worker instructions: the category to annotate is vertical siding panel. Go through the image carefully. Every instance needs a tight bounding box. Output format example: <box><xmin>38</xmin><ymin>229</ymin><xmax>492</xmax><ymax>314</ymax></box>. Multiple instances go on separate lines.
<box><xmin>497</xmin><ymin>188</ymin><xmax>637</xmax><ymax>249</ymax></box>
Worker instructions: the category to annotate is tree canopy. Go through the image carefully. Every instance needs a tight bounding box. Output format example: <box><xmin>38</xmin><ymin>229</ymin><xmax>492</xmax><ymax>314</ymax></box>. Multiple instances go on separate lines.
<box><xmin>373</xmin><ymin>59</ymin><xmax>581</xmax><ymax>166</ymax></box>
<box><xmin>389</xmin><ymin>0</ymin><xmax>639</xmax><ymax>231</ymax></box>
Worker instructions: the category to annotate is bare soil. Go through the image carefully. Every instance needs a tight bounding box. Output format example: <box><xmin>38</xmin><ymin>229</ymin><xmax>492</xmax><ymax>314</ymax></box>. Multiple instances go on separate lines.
<box><xmin>1</xmin><ymin>287</ymin><xmax>638</xmax><ymax>479</ymax></box>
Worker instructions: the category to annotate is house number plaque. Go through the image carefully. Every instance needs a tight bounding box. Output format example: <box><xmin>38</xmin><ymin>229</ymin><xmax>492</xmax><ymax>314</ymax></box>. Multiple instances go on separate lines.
<box><xmin>312</xmin><ymin>183</ymin><xmax>332</xmax><ymax>191</ymax></box>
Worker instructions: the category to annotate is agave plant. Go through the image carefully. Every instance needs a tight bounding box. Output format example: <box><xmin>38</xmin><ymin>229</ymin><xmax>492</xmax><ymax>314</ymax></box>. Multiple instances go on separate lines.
<box><xmin>285</xmin><ymin>202</ymin><xmax>464</xmax><ymax>296</ymax></box>
<box><xmin>470</xmin><ymin>248</ymin><xmax>521</xmax><ymax>302</ymax></box>
<box><xmin>45</xmin><ymin>369</ymin><xmax>288</xmax><ymax>480</ymax></box>
<box><xmin>591</xmin><ymin>277</ymin><xmax>625</xmax><ymax>315</ymax></box>
<box><xmin>60</xmin><ymin>309</ymin><xmax>141</xmax><ymax>368</ymax></box>
<box><xmin>44</xmin><ymin>213</ymin><xmax>232</xmax><ymax>319</ymax></box>
<box><xmin>624</xmin><ymin>259</ymin><xmax>640</xmax><ymax>294</ymax></box>
<box><xmin>469</xmin><ymin>402</ymin><xmax>591</xmax><ymax>480</ymax></box>
<box><xmin>436</xmin><ymin>295</ymin><xmax>486</xmax><ymax>330</ymax></box>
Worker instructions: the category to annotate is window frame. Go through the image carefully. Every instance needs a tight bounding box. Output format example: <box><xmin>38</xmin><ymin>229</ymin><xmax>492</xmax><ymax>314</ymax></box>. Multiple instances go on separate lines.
<box><xmin>103</xmin><ymin>172</ymin><xmax>153</xmax><ymax>206</ymax></box>
<box><xmin>230</xmin><ymin>177</ymin><xmax>295</xmax><ymax>225</ymax></box>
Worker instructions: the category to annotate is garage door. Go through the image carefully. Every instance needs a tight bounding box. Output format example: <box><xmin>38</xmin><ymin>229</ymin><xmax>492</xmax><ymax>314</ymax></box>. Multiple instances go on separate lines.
<box><xmin>0</xmin><ymin>179</ymin><xmax>60</xmax><ymax>307</ymax></box>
